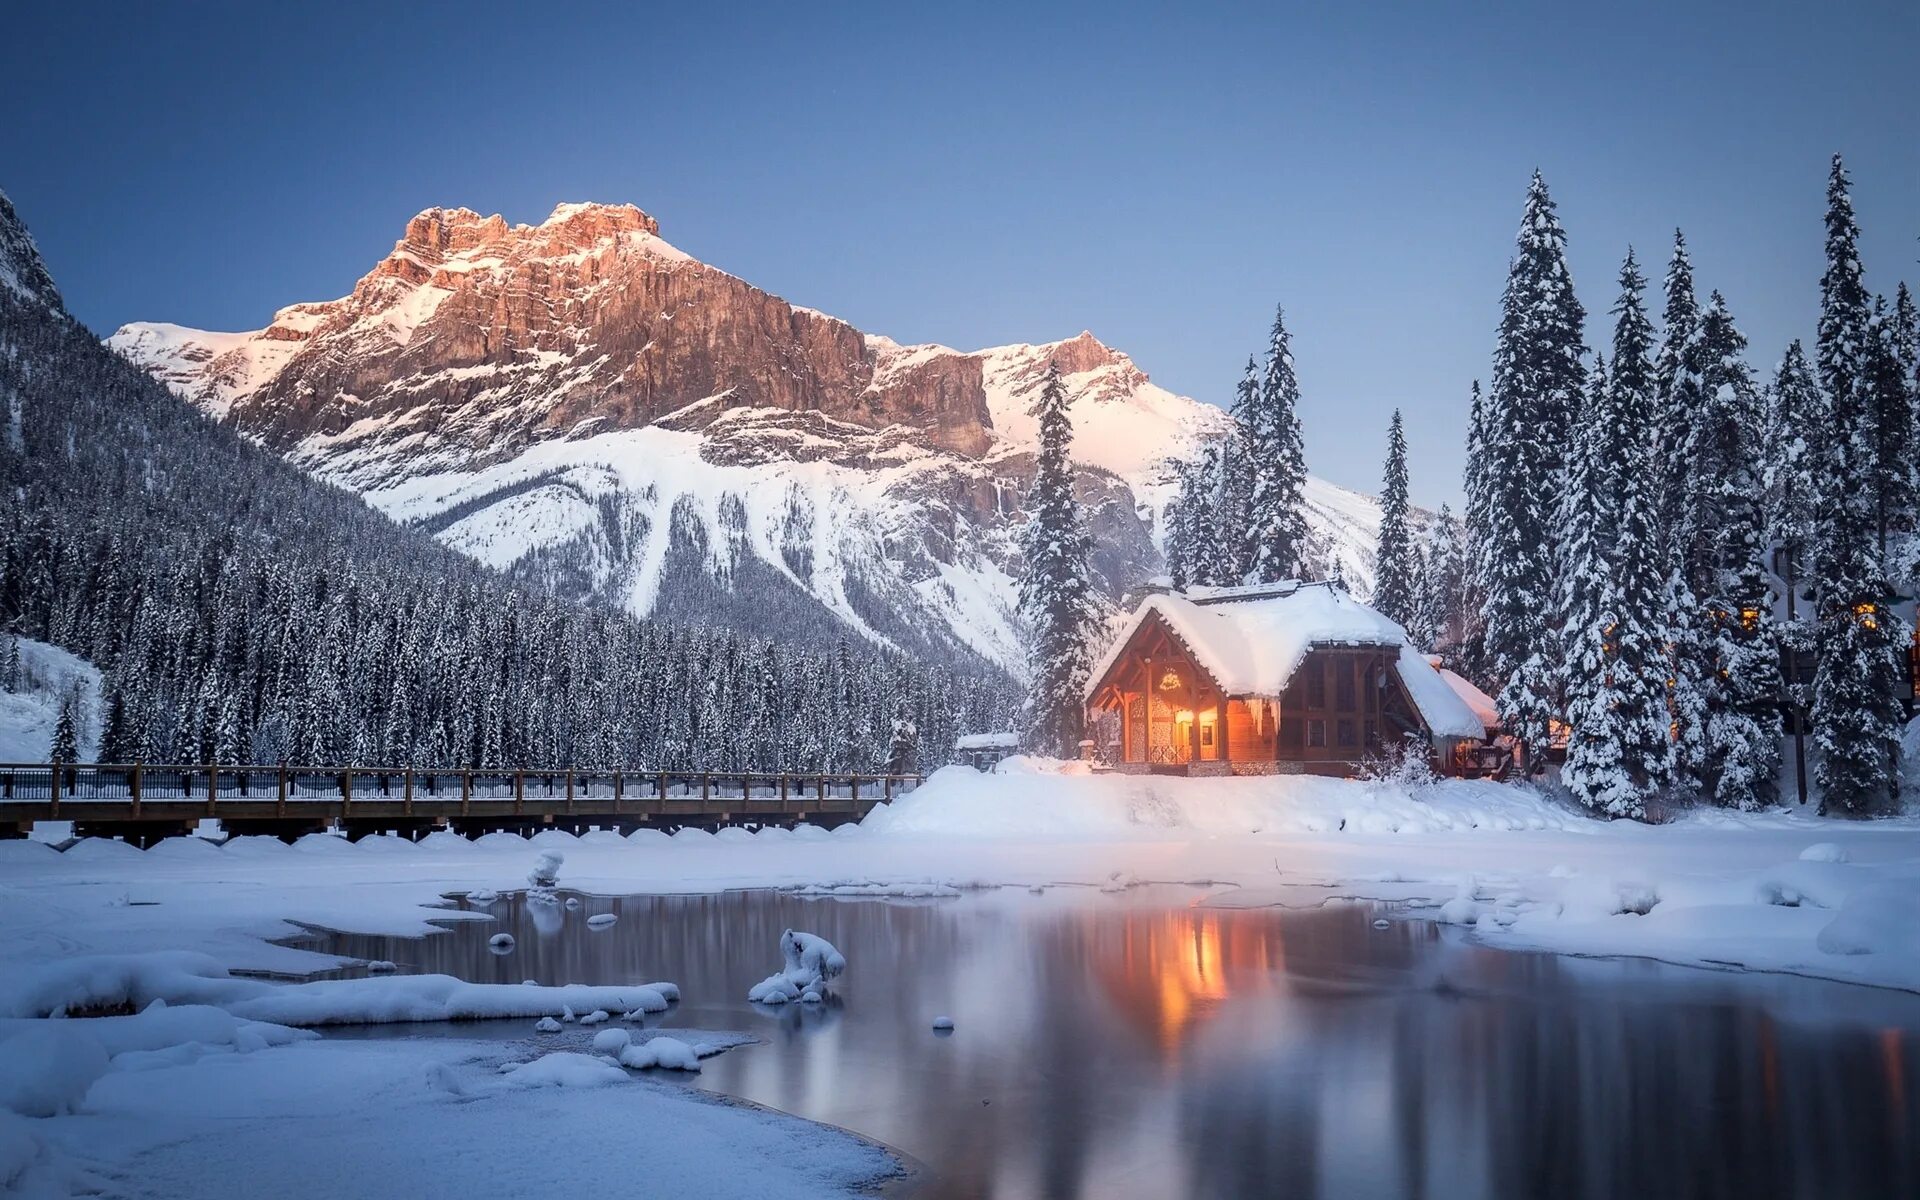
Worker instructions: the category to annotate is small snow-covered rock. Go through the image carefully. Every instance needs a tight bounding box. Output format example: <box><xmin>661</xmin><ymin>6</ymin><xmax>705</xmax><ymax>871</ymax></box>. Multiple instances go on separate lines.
<box><xmin>488</xmin><ymin>933</ymin><xmax>515</xmax><ymax>952</ymax></box>
<box><xmin>564</xmin><ymin>897</ymin><xmax>582</xmax><ymax>910</ymax></box>
<box><xmin>931</xmin><ymin>1016</ymin><xmax>955</xmax><ymax>1031</ymax></box>
<box><xmin>591</xmin><ymin>1028</ymin><xmax>631</xmax><ymax>1055</ymax></box>
<box><xmin>1800</xmin><ymin>843</ymin><xmax>1849</xmax><ymax>864</ymax></box>
<box><xmin>578</xmin><ymin>1009</ymin><xmax>610</xmax><ymax>1026</ymax></box>
<box><xmin>365</xmin><ymin>960</ymin><xmax>397</xmax><ymax>973</ymax></box>
<box><xmin>801</xmin><ymin>991</ymin><xmax>822</xmax><ymax>1004</ymax></box>
<box><xmin>748</xmin><ymin>929</ymin><xmax>846</xmax><ymax>1004</ymax></box>
<box><xmin>534</xmin><ymin>1017</ymin><xmax>562</xmax><ymax>1033</ymax></box>
<box><xmin>587</xmin><ymin>913</ymin><xmax>618</xmax><ymax>929</ymax></box>
<box><xmin>468</xmin><ymin>889</ymin><xmax>499</xmax><ymax>904</ymax></box>
<box><xmin>1437</xmin><ymin>896</ymin><xmax>1476</xmax><ymax>925</ymax></box>
<box><xmin>1371</xmin><ymin>918</ymin><xmax>1391</xmax><ymax>930</ymax></box>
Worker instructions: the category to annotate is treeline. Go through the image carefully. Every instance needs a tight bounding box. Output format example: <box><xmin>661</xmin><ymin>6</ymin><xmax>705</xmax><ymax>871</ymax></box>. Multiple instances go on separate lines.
<box><xmin>1439</xmin><ymin>159</ymin><xmax>1915</xmax><ymax>817</ymax></box>
<box><xmin>0</xmin><ymin>280</ymin><xmax>1014</xmax><ymax>772</ymax></box>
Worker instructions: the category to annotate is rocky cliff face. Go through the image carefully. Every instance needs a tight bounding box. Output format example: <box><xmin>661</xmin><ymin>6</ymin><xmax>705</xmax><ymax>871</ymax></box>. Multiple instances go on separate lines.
<box><xmin>0</xmin><ymin>188</ymin><xmax>63</xmax><ymax>313</ymax></box>
<box><xmin>112</xmin><ymin>202</ymin><xmax>1388</xmax><ymax>673</ymax></box>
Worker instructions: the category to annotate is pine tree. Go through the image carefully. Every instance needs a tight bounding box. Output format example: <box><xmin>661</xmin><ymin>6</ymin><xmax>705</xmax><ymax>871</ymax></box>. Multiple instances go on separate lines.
<box><xmin>1810</xmin><ymin>154</ymin><xmax>1904</xmax><ymax>815</ymax></box>
<box><xmin>49</xmin><ymin>694</ymin><xmax>79</xmax><ymax>763</ymax></box>
<box><xmin>1456</xmin><ymin>381</ymin><xmax>1494</xmax><ymax>687</ymax></box>
<box><xmin>1245</xmin><ymin>308</ymin><xmax>1311</xmax><ymax>583</ymax></box>
<box><xmin>883</xmin><ymin>697</ymin><xmax>919</xmax><ymax>774</ymax></box>
<box><xmin>1764</xmin><ymin>342</ymin><xmax>1825</xmax><ymax>569</ymax></box>
<box><xmin>1653</xmin><ymin>229</ymin><xmax>1701</xmax><ymax>553</ymax></box>
<box><xmin>1684</xmin><ymin>294</ymin><xmax>1782</xmax><ymax>808</ymax></box>
<box><xmin>0</xmin><ymin>632</ymin><xmax>17</xmax><ymax>692</ymax></box>
<box><xmin>1017</xmin><ymin>365</ymin><xmax>1099</xmax><ymax>757</ymax></box>
<box><xmin>1372</xmin><ymin>410</ymin><xmax>1416</xmax><ymax>626</ymax></box>
<box><xmin>1164</xmin><ymin>449</ymin><xmax>1214</xmax><ymax>590</ymax></box>
<box><xmin>1559</xmin><ymin>252</ymin><xmax>1675</xmax><ymax>815</ymax></box>
<box><xmin>1410</xmin><ymin>505</ymin><xmax>1465</xmax><ymax>655</ymax></box>
<box><xmin>1211</xmin><ymin>359</ymin><xmax>1261</xmax><ymax>583</ymax></box>
<box><xmin>1865</xmin><ymin>294</ymin><xmax>1918</xmax><ymax>570</ymax></box>
<box><xmin>1479</xmin><ymin>172</ymin><xmax>1587</xmax><ymax>766</ymax></box>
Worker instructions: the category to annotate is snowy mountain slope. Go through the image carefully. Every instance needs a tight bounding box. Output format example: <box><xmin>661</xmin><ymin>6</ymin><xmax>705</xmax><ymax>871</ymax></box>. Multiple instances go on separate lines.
<box><xmin>0</xmin><ymin>638</ymin><xmax>101</xmax><ymax>762</ymax></box>
<box><xmin>111</xmin><ymin>202</ymin><xmax>1396</xmax><ymax>670</ymax></box>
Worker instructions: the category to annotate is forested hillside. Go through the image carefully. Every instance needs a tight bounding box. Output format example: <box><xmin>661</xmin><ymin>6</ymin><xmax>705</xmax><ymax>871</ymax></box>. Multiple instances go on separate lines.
<box><xmin>0</xmin><ymin>217</ymin><xmax>1013</xmax><ymax>770</ymax></box>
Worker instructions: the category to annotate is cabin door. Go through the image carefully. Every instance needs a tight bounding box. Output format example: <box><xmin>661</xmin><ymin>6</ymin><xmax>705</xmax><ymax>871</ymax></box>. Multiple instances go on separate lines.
<box><xmin>1148</xmin><ymin>693</ymin><xmax>1190</xmax><ymax>765</ymax></box>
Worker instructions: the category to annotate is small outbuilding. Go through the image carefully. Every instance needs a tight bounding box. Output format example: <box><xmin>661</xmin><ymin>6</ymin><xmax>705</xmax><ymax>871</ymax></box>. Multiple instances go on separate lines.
<box><xmin>1083</xmin><ymin>580</ymin><xmax>1486</xmax><ymax>777</ymax></box>
<box><xmin>953</xmin><ymin>731</ymin><xmax>1020</xmax><ymax>772</ymax></box>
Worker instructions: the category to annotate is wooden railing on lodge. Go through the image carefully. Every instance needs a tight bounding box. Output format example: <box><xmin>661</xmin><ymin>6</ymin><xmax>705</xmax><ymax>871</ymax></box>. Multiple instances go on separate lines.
<box><xmin>0</xmin><ymin>762</ymin><xmax>923</xmax><ymax>836</ymax></box>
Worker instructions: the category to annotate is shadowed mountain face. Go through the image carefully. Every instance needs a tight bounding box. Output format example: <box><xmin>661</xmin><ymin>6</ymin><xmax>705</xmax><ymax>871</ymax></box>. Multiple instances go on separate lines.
<box><xmin>113</xmin><ymin>202</ymin><xmax>1392</xmax><ymax>671</ymax></box>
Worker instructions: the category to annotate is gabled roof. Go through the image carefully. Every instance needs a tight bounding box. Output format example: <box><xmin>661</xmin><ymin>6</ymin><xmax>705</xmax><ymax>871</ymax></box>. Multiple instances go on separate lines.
<box><xmin>1085</xmin><ymin>581</ymin><xmax>1485</xmax><ymax>740</ymax></box>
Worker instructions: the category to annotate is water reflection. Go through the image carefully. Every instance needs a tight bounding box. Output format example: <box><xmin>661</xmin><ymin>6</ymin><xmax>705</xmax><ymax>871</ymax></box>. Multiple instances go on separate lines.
<box><xmin>304</xmin><ymin>890</ymin><xmax>1920</xmax><ymax>1200</ymax></box>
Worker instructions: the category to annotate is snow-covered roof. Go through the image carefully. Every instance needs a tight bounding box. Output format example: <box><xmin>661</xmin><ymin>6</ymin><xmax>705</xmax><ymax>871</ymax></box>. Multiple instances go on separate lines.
<box><xmin>1433</xmin><ymin>662</ymin><xmax>1501</xmax><ymax>733</ymax></box>
<box><xmin>954</xmin><ymin>731</ymin><xmax>1019</xmax><ymax>751</ymax></box>
<box><xmin>1086</xmin><ymin>582</ymin><xmax>1484</xmax><ymax>740</ymax></box>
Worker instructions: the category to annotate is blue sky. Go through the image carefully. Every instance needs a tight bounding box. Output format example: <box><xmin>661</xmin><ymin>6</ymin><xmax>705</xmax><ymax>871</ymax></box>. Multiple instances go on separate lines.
<box><xmin>2</xmin><ymin>1</ymin><xmax>1914</xmax><ymax>506</ymax></box>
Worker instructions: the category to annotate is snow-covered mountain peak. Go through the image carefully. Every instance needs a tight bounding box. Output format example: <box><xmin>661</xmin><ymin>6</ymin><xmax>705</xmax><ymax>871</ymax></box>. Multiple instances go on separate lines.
<box><xmin>109</xmin><ymin>197</ymin><xmax>1393</xmax><ymax>671</ymax></box>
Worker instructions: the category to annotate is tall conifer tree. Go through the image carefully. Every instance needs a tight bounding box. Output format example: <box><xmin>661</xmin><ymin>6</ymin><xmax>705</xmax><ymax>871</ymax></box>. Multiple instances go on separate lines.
<box><xmin>1809</xmin><ymin>154</ymin><xmax>1903</xmax><ymax>814</ymax></box>
<box><xmin>1478</xmin><ymin>173</ymin><xmax>1586</xmax><ymax>766</ymax></box>
<box><xmin>1245</xmin><ymin>308</ymin><xmax>1311</xmax><ymax>583</ymax></box>
<box><xmin>1372</xmin><ymin>410</ymin><xmax>1416</xmax><ymax>626</ymax></box>
<box><xmin>1017</xmin><ymin>365</ymin><xmax>1099</xmax><ymax>757</ymax></box>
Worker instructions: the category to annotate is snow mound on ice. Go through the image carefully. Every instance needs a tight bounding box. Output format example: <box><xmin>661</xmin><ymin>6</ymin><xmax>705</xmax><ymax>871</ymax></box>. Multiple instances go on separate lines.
<box><xmin>1799</xmin><ymin>843</ymin><xmax>1849</xmax><ymax>863</ymax></box>
<box><xmin>499</xmin><ymin>1051</ymin><xmax>628</xmax><ymax>1089</ymax></box>
<box><xmin>618</xmin><ymin>1036</ymin><xmax>702</xmax><ymax>1072</ymax></box>
<box><xmin>748</xmin><ymin>929</ymin><xmax>846</xmax><ymax>1004</ymax></box>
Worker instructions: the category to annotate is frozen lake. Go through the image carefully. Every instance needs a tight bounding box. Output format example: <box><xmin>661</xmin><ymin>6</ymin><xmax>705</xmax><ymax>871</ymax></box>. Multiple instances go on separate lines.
<box><xmin>302</xmin><ymin>888</ymin><xmax>1920</xmax><ymax>1200</ymax></box>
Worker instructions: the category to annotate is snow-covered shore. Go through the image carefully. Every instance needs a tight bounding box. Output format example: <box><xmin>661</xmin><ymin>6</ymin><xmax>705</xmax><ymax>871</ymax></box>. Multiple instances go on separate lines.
<box><xmin>4</xmin><ymin>765</ymin><xmax>1920</xmax><ymax>1198</ymax></box>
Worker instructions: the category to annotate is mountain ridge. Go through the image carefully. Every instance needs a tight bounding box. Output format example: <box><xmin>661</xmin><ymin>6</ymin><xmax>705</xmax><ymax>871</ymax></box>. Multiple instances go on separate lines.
<box><xmin>111</xmin><ymin>201</ymin><xmax>1395</xmax><ymax>671</ymax></box>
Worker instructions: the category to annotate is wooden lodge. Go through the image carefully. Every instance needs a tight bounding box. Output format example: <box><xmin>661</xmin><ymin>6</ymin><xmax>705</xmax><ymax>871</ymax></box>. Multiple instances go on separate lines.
<box><xmin>1083</xmin><ymin>581</ymin><xmax>1492</xmax><ymax>777</ymax></box>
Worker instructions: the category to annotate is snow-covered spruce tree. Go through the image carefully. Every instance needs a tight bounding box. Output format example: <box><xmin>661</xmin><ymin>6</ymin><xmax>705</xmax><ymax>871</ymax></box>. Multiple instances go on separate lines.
<box><xmin>0</xmin><ymin>632</ymin><xmax>17</xmax><ymax>692</ymax></box>
<box><xmin>1557</xmin><ymin>352</ymin><xmax>1630</xmax><ymax>812</ymax></box>
<box><xmin>1372</xmin><ymin>409</ymin><xmax>1416</xmax><ymax>627</ymax></box>
<box><xmin>1764</xmin><ymin>342</ymin><xmax>1825</xmax><ymax>575</ymax></box>
<box><xmin>1653</xmin><ymin>230</ymin><xmax>1701</xmax><ymax>546</ymax></box>
<box><xmin>49</xmin><ymin>694</ymin><xmax>79</xmax><ymax>763</ymax></box>
<box><xmin>1455</xmin><ymin>381</ymin><xmax>1494</xmax><ymax>687</ymax></box>
<box><xmin>1245</xmin><ymin>308</ymin><xmax>1311</xmax><ymax>583</ymax></box>
<box><xmin>1410</xmin><ymin>505</ymin><xmax>1465</xmax><ymax>655</ymax></box>
<box><xmin>1810</xmin><ymin>154</ymin><xmax>1904</xmax><ymax>815</ymax></box>
<box><xmin>1208</xmin><ymin>359</ymin><xmax>1262</xmax><ymax>585</ymax></box>
<box><xmin>1686</xmin><ymin>294</ymin><xmax>1782</xmax><ymax>808</ymax></box>
<box><xmin>1163</xmin><ymin>447</ymin><xmax>1215</xmax><ymax>590</ymax></box>
<box><xmin>1865</xmin><ymin>294</ymin><xmax>1918</xmax><ymax>570</ymax></box>
<box><xmin>1666</xmin><ymin>293</ymin><xmax>1756</xmax><ymax>793</ymax></box>
<box><xmin>883</xmin><ymin>698</ymin><xmax>919</xmax><ymax>775</ymax></box>
<box><xmin>1478</xmin><ymin>172</ymin><xmax>1587</xmax><ymax>767</ymax></box>
<box><xmin>1894</xmin><ymin>284</ymin><xmax>1920</xmax><ymax>583</ymax></box>
<box><xmin>1017</xmin><ymin>364</ymin><xmax>1099</xmax><ymax>757</ymax></box>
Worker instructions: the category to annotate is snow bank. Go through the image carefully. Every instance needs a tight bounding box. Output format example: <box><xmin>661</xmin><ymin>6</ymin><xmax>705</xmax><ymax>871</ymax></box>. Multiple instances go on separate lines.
<box><xmin>863</xmin><ymin>766</ymin><xmax>1587</xmax><ymax>840</ymax></box>
<box><xmin>748</xmin><ymin>930</ymin><xmax>846</xmax><ymax>1004</ymax></box>
<box><xmin>0</xmin><ymin>952</ymin><xmax>677</xmax><ymax>1028</ymax></box>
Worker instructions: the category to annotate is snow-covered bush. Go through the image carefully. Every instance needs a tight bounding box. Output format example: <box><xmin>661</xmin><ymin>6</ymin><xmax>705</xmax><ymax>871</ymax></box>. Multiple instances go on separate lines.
<box><xmin>1357</xmin><ymin>734</ymin><xmax>1437</xmax><ymax>790</ymax></box>
<box><xmin>747</xmin><ymin>929</ymin><xmax>846</xmax><ymax>1004</ymax></box>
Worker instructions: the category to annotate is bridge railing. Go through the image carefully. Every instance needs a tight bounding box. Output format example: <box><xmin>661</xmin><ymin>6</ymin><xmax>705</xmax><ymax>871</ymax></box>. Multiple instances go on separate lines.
<box><xmin>0</xmin><ymin>763</ymin><xmax>925</xmax><ymax>812</ymax></box>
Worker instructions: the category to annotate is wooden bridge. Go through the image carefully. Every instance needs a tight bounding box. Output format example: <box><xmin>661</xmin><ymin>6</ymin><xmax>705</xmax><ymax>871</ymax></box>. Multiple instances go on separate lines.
<box><xmin>0</xmin><ymin>762</ymin><xmax>923</xmax><ymax>845</ymax></box>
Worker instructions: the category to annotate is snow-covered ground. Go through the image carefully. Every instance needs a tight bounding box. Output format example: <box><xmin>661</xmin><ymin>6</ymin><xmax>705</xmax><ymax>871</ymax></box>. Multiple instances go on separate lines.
<box><xmin>4</xmin><ymin>762</ymin><xmax>1919</xmax><ymax>1198</ymax></box>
